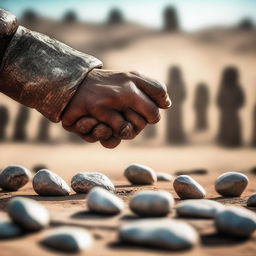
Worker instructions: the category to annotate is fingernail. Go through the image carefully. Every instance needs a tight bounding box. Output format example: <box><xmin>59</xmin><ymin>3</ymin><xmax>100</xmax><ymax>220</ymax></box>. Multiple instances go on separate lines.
<box><xmin>120</xmin><ymin>123</ymin><xmax>133</xmax><ymax>139</ymax></box>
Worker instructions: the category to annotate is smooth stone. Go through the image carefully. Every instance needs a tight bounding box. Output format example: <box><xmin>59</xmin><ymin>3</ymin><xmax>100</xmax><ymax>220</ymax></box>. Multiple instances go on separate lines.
<box><xmin>175</xmin><ymin>169</ymin><xmax>208</xmax><ymax>176</ymax></box>
<box><xmin>119</xmin><ymin>219</ymin><xmax>199</xmax><ymax>250</ymax></box>
<box><xmin>124</xmin><ymin>164</ymin><xmax>157</xmax><ymax>185</ymax></box>
<box><xmin>247</xmin><ymin>193</ymin><xmax>256</xmax><ymax>207</ymax></box>
<box><xmin>0</xmin><ymin>165</ymin><xmax>32</xmax><ymax>191</ymax></box>
<box><xmin>157</xmin><ymin>172</ymin><xmax>173</xmax><ymax>182</ymax></box>
<box><xmin>87</xmin><ymin>187</ymin><xmax>124</xmax><ymax>215</ymax></box>
<box><xmin>41</xmin><ymin>227</ymin><xmax>93</xmax><ymax>252</ymax></box>
<box><xmin>173</xmin><ymin>175</ymin><xmax>206</xmax><ymax>199</ymax></box>
<box><xmin>129</xmin><ymin>190</ymin><xmax>174</xmax><ymax>217</ymax></box>
<box><xmin>215</xmin><ymin>206</ymin><xmax>256</xmax><ymax>237</ymax></box>
<box><xmin>215</xmin><ymin>172</ymin><xmax>248</xmax><ymax>197</ymax></box>
<box><xmin>0</xmin><ymin>220</ymin><xmax>22</xmax><ymax>238</ymax></box>
<box><xmin>176</xmin><ymin>199</ymin><xmax>225</xmax><ymax>218</ymax></box>
<box><xmin>32</xmin><ymin>169</ymin><xmax>70</xmax><ymax>196</ymax></box>
<box><xmin>7</xmin><ymin>197</ymin><xmax>50</xmax><ymax>231</ymax></box>
<box><xmin>71</xmin><ymin>172</ymin><xmax>115</xmax><ymax>193</ymax></box>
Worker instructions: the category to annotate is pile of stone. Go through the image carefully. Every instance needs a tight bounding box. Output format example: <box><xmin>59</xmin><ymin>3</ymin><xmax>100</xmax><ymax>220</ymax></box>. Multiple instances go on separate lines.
<box><xmin>1</xmin><ymin>163</ymin><xmax>256</xmax><ymax>252</ymax></box>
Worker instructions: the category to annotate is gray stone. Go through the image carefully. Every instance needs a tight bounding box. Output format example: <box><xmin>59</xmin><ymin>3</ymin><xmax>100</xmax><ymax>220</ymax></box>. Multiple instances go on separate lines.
<box><xmin>129</xmin><ymin>190</ymin><xmax>174</xmax><ymax>217</ymax></box>
<box><xmin>41</xmin><ymin>227</ymin><xmax>93</xmax><ymax>252</ymax></box>
<box><xmin>215</xmin><ymin>172</ymin><xmax>248</xmax><ymax>197</ymax></box>
<box><xmin>0</xmin><ymin>220</ymin><xmax>22</xmax><ymax>238</ymax></box>
<box><xmin>215</xmin><ymin>206</ymin><xmax>256</xmax><ymax>237</ymax></box>
<box><xmin>124</xmin><ymin>164</ymin><xmax>157</xmax><ymax>185</ymax></box>
<box><xmin>87</xmin><ymin>187</ymin><xmax>124</xmax><ymax>215</ymax></box>
<box><xmin>247</xmin><ymin>193</ymin><xmax>256</xmax><ymax>207</ymax></box>
<box><xmin>157</xmin><ymin>172</ymin><xmax>173</xmax><ymax>182</ymax></box>
<box><xmin>119</xmin><ymin>219</ymin><xmax>199</xmax><ymax>250</ymax></box>
<box><xmin>32</xmin><ymin>169</ymin><xmax>70</xmax><ymax>196</ymax></box>
<box><xmin>0</xmin><ymin>165</ymin><xmax>32</xmax><ymax>191</ymax></box>
<box><xmin>7</xmin><ymin>197</ymin><xmax>50</xmax><ymax>231</ymax></box>
<box><xmin>173</xmin><ymin>175</ymin><xmax>206</xmax><ymax>199</ymax></box>
<box><xmin>176</xmin><ymin>199</ymin><xmax>224</xmax><ymax>218</ymax></box>
<box><xmin>71</xmin><ymin>172</ymin><xmax>115</xmax><ymax>193</ymax></box>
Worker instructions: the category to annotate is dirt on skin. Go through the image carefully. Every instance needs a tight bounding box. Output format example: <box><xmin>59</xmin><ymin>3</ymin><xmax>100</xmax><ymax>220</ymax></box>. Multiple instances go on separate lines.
<box><xmin>0</xmin><ymin>145</ymin><xmax>256</xmax><ymax>256</ymax></box>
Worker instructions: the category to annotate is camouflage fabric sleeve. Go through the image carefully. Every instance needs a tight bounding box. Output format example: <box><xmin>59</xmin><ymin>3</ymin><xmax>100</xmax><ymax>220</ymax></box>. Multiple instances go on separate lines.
<box><xmin>0</xmin><ymin>9</ymin><xmax>103</xmax><ymax>122</ymax></box>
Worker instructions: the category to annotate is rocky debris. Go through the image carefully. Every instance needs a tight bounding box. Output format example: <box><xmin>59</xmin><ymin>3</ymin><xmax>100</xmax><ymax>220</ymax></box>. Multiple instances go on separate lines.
<box><xmin>119</xmin><ymin>219</ymin><xmax>199</xmax><ymax>250</ymax></box>
<box><xmin>156</xmin><ymin>172</ymin><xmax>173</xmax><ymax>181</ymax></box>
<box><xmin>129</xmin><ymin>190</ymin><xmax>174</xmax><ymax>217</ymax></box>
<box><xmin>41</xmin><ymin>226</ymin><xmax>93</xmax><ymax>252</ymax></box>
<box><xmin>215</xmin><ymin>172</ymin><xmax>248</xmax><ymax>197</ymax></box>
<box><xmin>124</xmin><ymin>164</ymin><xmax>157</xmax><ymax>185</ymax></box>
<box><xmin>0</xmin><ymin>219</ymin><xmax>22</xmax><ymax>238</ymax></box>
<box><xmin>0</xmin><ymin>165</ymin><xmax>32</xmax><ymax>191</ymax></box>
<box><xmin>7</xmin><ymin>197</ymin><xmax>50</xmax><ymax>231</ymax></box>
<box><xmin>173</xmin><ymin>175</ymin><xmax>206</xmax><ymax>199</ymax></box>
<box><xmin>215</xmin><ymin>206</ymin><xmax>256</xmax><ymax>237</ymax></box>
<box><xmin>32</xmin><ymin>169</ymin><xmax>70</xmax><ymax>196</ymax></box>
<box><xmin>176</xmin><ymin>199</ymin><xmax>224</xmax><ymax>218</ymax></box>
<box><xmin>71</xmin><ymin>172</ymin><xmax>115</xmax><ymax>193</ymax></box>
<box><xmin>247</xmin><ymin>193</ymin><xmax>256</xmax><ymax>207</ymax></box>
<box><xmin>87</xmin><ymin>187</ymin><xmax>124</xmax><ymax>215</ymax></box>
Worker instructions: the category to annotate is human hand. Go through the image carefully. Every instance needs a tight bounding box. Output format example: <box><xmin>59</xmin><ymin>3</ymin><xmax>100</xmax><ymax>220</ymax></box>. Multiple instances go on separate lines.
<box><xmin>61</xmin><ymin>69</ymin><xmax>171</xmax><ymax>148</ymax></box>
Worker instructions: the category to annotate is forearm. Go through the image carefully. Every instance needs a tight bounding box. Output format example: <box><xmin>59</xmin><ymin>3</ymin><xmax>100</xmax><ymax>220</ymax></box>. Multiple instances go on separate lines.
<box><xmin>0</xmin><ymin>9</ymin><xmax>102</xmax><ymax>122</ymax></box>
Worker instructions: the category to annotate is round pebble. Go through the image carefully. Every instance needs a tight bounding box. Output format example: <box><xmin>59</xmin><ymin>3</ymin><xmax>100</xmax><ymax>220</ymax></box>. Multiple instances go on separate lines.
<box><xmin>0</xmin><ymin>220</ymin><xmax>22</xmax><ymax>238</ymax></box>
<box><xmin>173</xmin><ymin>175</ymin><xmax>206</xmax><ymax>199</ymax></box>
<box><xmin>87</xmin><ymin>187</ymin><xmax>124</xmax><ymax>215</ymax></box>
<box><xmin>32</xmin><ymin>169</ymin><xmax>70</xmax><ymax>196</ymax></box>
<box><xmin>41</xmin><ymin>226</ymin><xmax>93</xmax><ymax>252</ymax></box>
<box><xmin>247</xmin><ymin>193</ymin><xmax>256</xmax><ymax>207</ymax></box>
<box><xmin>0</xmin><ymin>165</ymin><xmax>32</xmax><ymax>191</ymax></box>
<box><xmin>215</xmin><ymin>206</ymin><xmax>256</xmax><ymax>237</ymax></box>
<box><xmin>119</xmin><ymin>219</ymin><xmax>199</xmax><ymax>250</ymax></box>
<box><xmin>71</xmin><ymin>172</ymin><xmax>115</xmax><ymax>193</ymax></box>
<box><xmin>124</xmin><ymin>164</ymin><xmax>157</xmax><ymax>185</ymax></box>
<box><xmin>129</xmin><ymin>190</ymin><xmax>174</xmax><ymax>217</ymax></box>
<box><xmin>215</xmin><ymin>172</ymin><xmax>248</xmax><ymax>197</ymax></box>
<box><xmin>7</xmin><ymin>197</ymin><xmax>50</xmax><ymax>231</ymax></box>
<box><xmin>176</xmin><ymin>199</ymin><xmax>224</xmax><ymax>218</ymax></box>
<box><xmin>156</xmin><ymin>172</ymin><xmax>173</xmax><ymax>182</ymax></box>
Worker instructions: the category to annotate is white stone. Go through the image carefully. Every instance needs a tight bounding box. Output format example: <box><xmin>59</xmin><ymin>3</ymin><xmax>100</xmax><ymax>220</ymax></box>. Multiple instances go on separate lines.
<box><xmin>129</xmin><ymin>190</ymin><xmax>174</xmax><ymax>217</ymax></box>
<box><xmin>173</xmin><ymin>175</ymin><xmax>206</xmax><ymax>199</ymax></box>
<box><xmin>71</xmin><ymin>172</ymin><xmax>115</xmax><ymax>193</ymax></box>
<box><xmin>33</xmin><ymin>169</ymin><xmax>70</xmax><ymax>196</ymax></box>
<box><xmin>0</xmin><ymin>165</ymin><xmax>32</xmax><ymax>191</ymax></box>
<box><xmin>87</xmin><ymin>187</ymin><xmax>124</xmax><ymax>215</ymax></box>
<box><xmin>7</xmin><ymin>197</ymin><xmax>50</xmax><ymax>231</ymax></box>
<box><xmin>215</xmin><ymin>206</ymin><xmax>256</xmax><ymax>237</ymax></box>
<box><xmin>42</xmin><ymin>226</ymin><xmax>93</xmax><ymax>252</ymax></box>
<box><xmin>124</xmin><ymin>164</ymin><xmax>157</xmax><ymax>185</ymax></box>
<box><xmin>215</xmin><ymin>172</ymin><xmax>248</xmax><ymax>197</ymax></box>
<box><xmin>176</xmin><ymin>199</ymin><xmax>224</xmax><ymax>218</ymax></box>
<box><xmin>119</xmin><ymin>219</ymin><xmax>199</xmax><ymax>250</ymax></box>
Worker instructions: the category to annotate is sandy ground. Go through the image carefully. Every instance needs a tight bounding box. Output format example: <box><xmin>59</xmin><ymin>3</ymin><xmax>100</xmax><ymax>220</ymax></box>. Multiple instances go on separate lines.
<box><xmin>0</xmin><ymin>144</ymin><xmax>256</xmax><ymax>256</ymax></box>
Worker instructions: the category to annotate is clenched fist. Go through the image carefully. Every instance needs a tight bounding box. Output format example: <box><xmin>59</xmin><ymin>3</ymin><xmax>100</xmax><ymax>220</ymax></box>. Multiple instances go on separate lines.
<box><xmin>61</xmin><ymin>69</ymin><xmax>171</xmax><ymax>148</ymax></box>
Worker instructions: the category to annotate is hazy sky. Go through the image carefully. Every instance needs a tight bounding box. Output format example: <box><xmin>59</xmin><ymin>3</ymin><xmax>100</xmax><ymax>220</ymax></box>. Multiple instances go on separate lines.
<box><xmin>1</xmin><ymin>0</ymin><xmax>256</xmax><ymax>31</ymax></box>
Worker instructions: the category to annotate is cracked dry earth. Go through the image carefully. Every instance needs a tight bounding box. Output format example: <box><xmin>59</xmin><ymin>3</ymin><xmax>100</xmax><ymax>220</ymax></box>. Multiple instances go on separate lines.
<box><xmin>0</xmin><ymin>172</ymin><xmax>256</xmax><ymax>256</ymax></box>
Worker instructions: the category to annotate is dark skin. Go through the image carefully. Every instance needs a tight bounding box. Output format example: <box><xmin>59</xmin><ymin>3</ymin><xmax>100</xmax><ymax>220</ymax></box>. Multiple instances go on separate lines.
<box><xmin>61</xmin><ymin>69</ymin><xmax>171</xmax><ymax>148</ymax></box>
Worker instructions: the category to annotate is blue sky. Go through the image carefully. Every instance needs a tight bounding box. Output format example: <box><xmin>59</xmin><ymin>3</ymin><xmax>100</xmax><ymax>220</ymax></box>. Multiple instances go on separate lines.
<box><xmin>1</xmin><ymin>0</ymin><xmax>256</xmax><ymax>31</ymax></box>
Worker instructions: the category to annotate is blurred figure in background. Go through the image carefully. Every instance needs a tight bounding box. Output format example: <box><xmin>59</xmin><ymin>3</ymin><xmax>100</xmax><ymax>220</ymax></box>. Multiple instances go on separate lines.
<box><xmin>163</xmin><ymin>6</ymin><xmax>179</xmax><ymax>32</ymax></box>
<box><xmin>238</xmin><ymin>18</ymin><xmax>254</xmax><ymax>30</ymax></box>
<box><xmin>217</xmin><ymin>66</ymin><xmax>245</xmax><ymax>147</ymax></box>
<box><xmin>194</xmin><ymin>83</ymin><xmax>210</xmax><ymax>131</ymax></box>
<box><xmin>166</xmin><ymin>66</ymin><xmax>186</xmax><ymax>144</ymax></box>
<box><xmin>143</xmin><ymin>124</ymin><xmax>157</xmax><ymax>139</ymax></box>
<box><xmin>36</xmin><ymin>117</ymin><xmax>51</xmax><ymax>143</ymax></box>
<box><xmin>0</xmin><ymin>104</ymin><xmax>9</xmax><ymax>141</ymax></box>
<box><xmin>21</xmin><ymin>9</ymin><xmax>38</xmax><ymax>23</ymax></box>
<box><xmin>107</xmin><ymin>8</ymin><xmax>124</xmax><ymax>25</ymax></box>
<box><xmin>13</xmin><ymin>106</ymin><xmax>30</xmax><ymax>142</ymax></box>
<box><xmin>252</xmin><ymin>104</ymin><xmax>256</xmax><ymax>147</ymax></box>
<box><xmin>62</xmin><ymin>10</ymin><xmax>78</xmax><ymax>23</ymax></box>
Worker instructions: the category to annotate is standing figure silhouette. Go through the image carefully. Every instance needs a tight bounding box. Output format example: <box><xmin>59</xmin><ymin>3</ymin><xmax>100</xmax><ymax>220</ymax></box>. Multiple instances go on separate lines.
<box><xmin>0</xmin><ymin>105</ymin><xmax>9</xmax><ymax>141</ymax></box>
<box><xmin>217</xmin><ymin>66</ymin><xmax>245</xmax><ymax>147</ymax></box>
